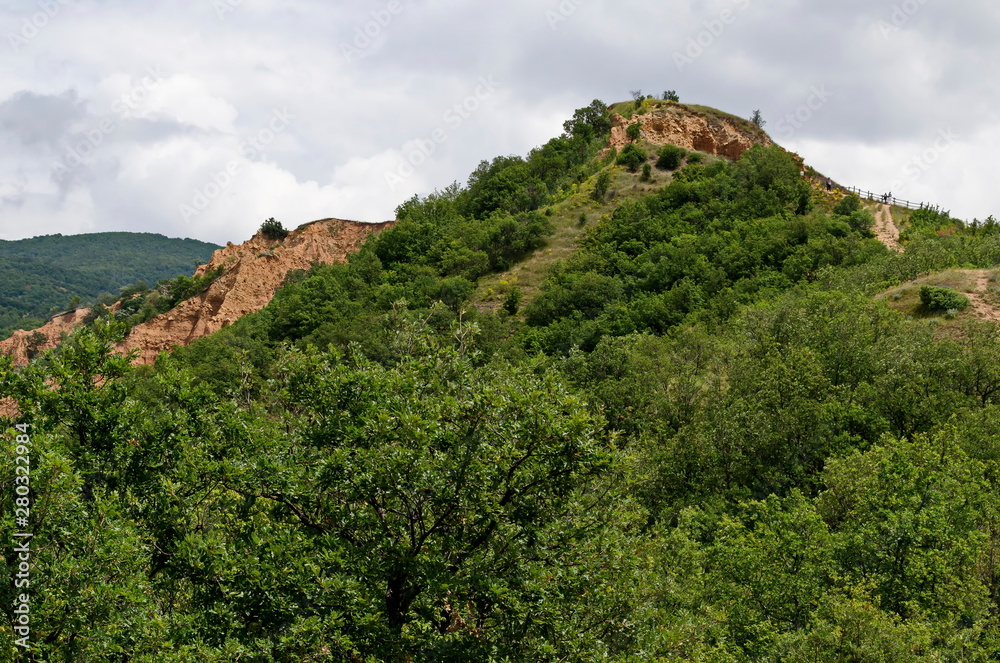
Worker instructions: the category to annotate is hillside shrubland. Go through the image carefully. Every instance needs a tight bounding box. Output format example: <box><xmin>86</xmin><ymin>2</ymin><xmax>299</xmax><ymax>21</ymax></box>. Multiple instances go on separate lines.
<box><xmin>4</xmin><ymin>101</ymin><xmax>1000</xmax><ymax>661</ymax></box>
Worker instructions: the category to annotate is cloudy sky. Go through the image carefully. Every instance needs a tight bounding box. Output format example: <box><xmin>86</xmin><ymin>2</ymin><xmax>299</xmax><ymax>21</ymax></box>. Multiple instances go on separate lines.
<box><xmin>0</xmin><ymin>0</ymin><xmax>996</xmax><ymax>245</ymax></box>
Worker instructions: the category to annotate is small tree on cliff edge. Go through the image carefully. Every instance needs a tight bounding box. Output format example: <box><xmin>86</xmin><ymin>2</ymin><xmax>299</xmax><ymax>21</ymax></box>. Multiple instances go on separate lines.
<box><xmin>260</xmin><ymin>217</ymin><xmax>289</xmax><ymax>241</ymax></box>
<box><xmin>751</xmin><ymin>110</ymin><xmax>766</xmax><ymax>128</ymax></box>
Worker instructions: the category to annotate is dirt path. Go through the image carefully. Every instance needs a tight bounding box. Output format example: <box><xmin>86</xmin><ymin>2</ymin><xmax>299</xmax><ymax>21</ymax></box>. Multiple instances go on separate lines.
<box><xmin>873</xmin><ymin>203</ymin><xmax>901</xmax><ymax>252</ymax></box>
<box><xmin>965</xmin><ymin>270</ymin><xmax>1000</xmax><ymax>323</ymax></box>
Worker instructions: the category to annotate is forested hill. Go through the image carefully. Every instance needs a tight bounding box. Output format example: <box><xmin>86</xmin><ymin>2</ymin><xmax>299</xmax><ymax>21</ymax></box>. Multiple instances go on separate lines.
<box><xmin>4</xmin><ymin>98</ymin><xmax>1000</xmax><ymax>661</ymax></box>
<box><xmin>0</xmin><ymin>232</ymin><xmax>220</xmax><ymax>338</ymax></box>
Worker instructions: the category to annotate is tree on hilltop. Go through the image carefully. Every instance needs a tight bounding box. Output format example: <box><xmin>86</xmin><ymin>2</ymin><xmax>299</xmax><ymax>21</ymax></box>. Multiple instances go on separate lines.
<box><xmin>260</xmin><ymin>217</ymin><xmax>289</xmax><ymax>241</ymax></box>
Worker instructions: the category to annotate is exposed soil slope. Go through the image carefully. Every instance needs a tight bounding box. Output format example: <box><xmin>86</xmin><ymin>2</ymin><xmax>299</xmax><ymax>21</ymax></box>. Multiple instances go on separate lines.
<box><xmin>0</xmin><ymin>307</ymin><xmax>94</xmax><ymax>366</ymax></box>
<box><xmin>966</xmin><ymin>270</ymin><xmax>1000</xmax><ymax>323</ymax></box>
<box><xmin>0</xmin><ymin>218</ymin><xmax>393</xmax><ymax>366</ymax></box>
<box><xmin>118</xmin><ymin>218</ymin><xmax>393</xmax><ymax>364</ymax></box>
<box><xmin>609</xmin><ymin>104</ymin><xmax>772</xmax><ymax>157</ymax></box>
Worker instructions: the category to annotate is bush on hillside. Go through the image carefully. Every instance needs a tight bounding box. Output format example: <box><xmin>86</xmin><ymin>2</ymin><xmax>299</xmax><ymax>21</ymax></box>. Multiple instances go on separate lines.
<box><xmin>919</xmin><ymin>285</ymin><xmax>969</xmax><ymax>312</ymax></box>
<box><xmin>833</xmin><ymin>194</ymin><xmax>862</xmax><ymax>216</ymax></box>
<box><xmin>592</xmin><ymin>171</ymin><xmax>612</xmax><ymax>202</ymax></box>
<box><xmin>656</xmin><ymin>144</ymin><xmax>686</xmax><ymax>170</ymax></box>
<box><xmin>616</xmin><ymin>144</ymin><xmax>647</xmax><ymax>173</ymax></box>
<box><xmin>260</xmin><ymin>217</ymin><xmax>290</xmax><ymax>241</ymax></box>
<box><xmin>626</xmin><ymin>123</ymin><xmax>641</xmax><ymax>143</ymax></box>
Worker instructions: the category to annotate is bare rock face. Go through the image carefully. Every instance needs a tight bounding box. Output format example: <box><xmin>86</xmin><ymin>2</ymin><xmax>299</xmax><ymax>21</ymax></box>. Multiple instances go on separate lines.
<box><xmin>0</xmin><ymin>218</ymin><xmax>393</xmax><ymax>368</ymax></box>
<box><xmin>117</xmin><ymin>218</ymin><xmax>393</xmax><ymax>365</ymax></box>
<box><xmin>609</xmin><ymin>106</ymin><xmax>771</xmax><ymax>158</ymax></box>
<box><xmin>0</xmin><ymin>308</ymin><xmax>94</xmax><ymax>367</ymax></box>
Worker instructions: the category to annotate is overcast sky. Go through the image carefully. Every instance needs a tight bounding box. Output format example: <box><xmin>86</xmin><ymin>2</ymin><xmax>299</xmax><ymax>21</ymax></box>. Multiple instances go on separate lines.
<box><xmin>0</xmin><ymin>0</ymin><xmax>997</xmax><ymax>245</ymax></box>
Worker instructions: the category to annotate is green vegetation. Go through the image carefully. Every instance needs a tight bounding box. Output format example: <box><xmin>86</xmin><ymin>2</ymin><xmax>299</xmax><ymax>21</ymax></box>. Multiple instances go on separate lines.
<box><xmin>0</xmin><ymin>232</ymin><xmax>219</xmax><ymax>338</ymax></box>
<box><xmin>103</xmin><ymin>266</ymin><xmax>227</xmax><ymax>330</ymax></box>
<box><xmin>920</xmin><ymin>284</ymin><xmax>970</xmax><ymax>311</ymax></box>
<box><xmin>5</xmin><ymin>99</ymin><xmax>1000</xmax><ymax>661</ymax></box>
<box><xmin>616</xmin><ymin>143</ymin><xmax>647</xmax><ymax>172</ymax></box>
<box><xmin>259</xmin><ymin>217</ymin><xmax>289</xmax><ymax>241</ymax></box>
<box><xmin>625</xmin><ymin>122</ymin><xmax>641</xmax><ymax>142</ymax></box>
<box><xmin>655</xmin><ymin>143</ymin><xmax>686</xmax><ymax>170</ymax></box>
<box><xmin>592</xmin><ymin>170</ymin><xmax>611</xmax><ymax>202</ymax></box>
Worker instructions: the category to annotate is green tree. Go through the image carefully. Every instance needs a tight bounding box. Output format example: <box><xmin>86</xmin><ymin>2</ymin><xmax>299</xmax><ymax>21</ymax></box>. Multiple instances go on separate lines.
<box><xmin>247</xmin><ymin>335</ymin><xmax>620</xmax><ymax>659</ymax></box>
<box><xmin>562</xmin><ymin>99</ymin><xmax>611</xmax><ymax>141</ymax></box>
<box><xmin>656</xmin><ymin>144</ymin><xmax>686</xmax><ymax>170</ymax></box>
<box><xmin>260</xmin><ymin>217</ymin><xmax>289</xmax><ymax>241</ymax></box>
<box><xmin>616</xmin><ymin>144</ymin><xmax>647</xmax><ymax>173</ymax></box>
<box><xmin>919</xmin><ymin>285</ymin><xmax>969</xmax><ymax>312</ymax></box>
<box><xmin>592</xmin><ymin>171</ymin><xmax>612</xmax><ymax>202</ymax></box>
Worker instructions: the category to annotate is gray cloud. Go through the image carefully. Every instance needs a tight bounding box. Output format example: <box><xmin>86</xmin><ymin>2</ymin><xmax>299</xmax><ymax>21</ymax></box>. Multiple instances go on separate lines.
<box><xmin>0</xmin><ymin>0</ymin><xmax>997</xmax><ymax>244</ymax></box>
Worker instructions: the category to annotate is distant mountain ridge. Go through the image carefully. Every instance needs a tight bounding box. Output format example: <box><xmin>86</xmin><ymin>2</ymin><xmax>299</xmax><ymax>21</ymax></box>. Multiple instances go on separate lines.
<box><xmin>0</xmin><ymin>231</ymin><xmax>220</xmax><ymax>338</ymax></box>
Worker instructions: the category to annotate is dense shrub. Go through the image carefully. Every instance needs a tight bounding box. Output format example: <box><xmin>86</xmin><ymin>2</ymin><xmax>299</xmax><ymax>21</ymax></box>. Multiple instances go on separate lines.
<box><xmin>919</xmin><ymin>285</ymin><xmax>969</xmax><ymax>311</ymax></box>
<box><xmin>833</xmin><ymin>194</ymin><xmax>862</xmax><ymax>216</ymax></box>
<box><xmin>656</xmin><ymin>144</ymin><xmax>686</xmax><ymax>170</ymax></box>
<box><xmin>616</xmin><ymin>144</ymin><xmax>647</xmax><ymax>173</ymax></box>
<box><xmin>260</xmin><ymin>217</ymin><xmax>289</xmax><ymax>241</ymax></box>
<box><xmin>592</xmin><ymin>171</ymin><xmax>612</xmax><ymax>201</ymax></box>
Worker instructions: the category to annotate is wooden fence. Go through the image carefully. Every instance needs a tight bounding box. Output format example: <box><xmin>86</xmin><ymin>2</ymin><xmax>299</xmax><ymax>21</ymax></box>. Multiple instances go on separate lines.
<box><xmin>841</xmin><ymin>186</ymin><xmax>945</xmax><ymax>213</ymax></box>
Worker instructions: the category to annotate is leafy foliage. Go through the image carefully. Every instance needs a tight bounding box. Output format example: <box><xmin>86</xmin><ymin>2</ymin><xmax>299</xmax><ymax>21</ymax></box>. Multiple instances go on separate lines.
<box><xmin>5</xmin><ymin>100</ymin><xmax>1000</xmax><ymax>661</ymax></box>
<box><xmin>259</xmin><ymin>217</ymin><xmax>289</xmax><ymax>241</ymax></box>
<box><xmin>616</xmin><ymin>143</ymin><xmax>647</xmax><ymax>172</ymax></box>
<box><xmin>920</xmin><ymin>284</ymin><xmax>970</xmax><ymax>311</ymax></box>
<box><xmin>0</xmin><ymin>232</ymin><xmax>219</xmax><ymax>338</ymax></box>
<box><xmin>655</xmin><ymin>144</ymin><xmax>686</xmax><ymax>170</ymax></box>
<box><xmin>106</xmin><ymin>266</ymin><xmax>227</xmax><ymax>330</ymax></box>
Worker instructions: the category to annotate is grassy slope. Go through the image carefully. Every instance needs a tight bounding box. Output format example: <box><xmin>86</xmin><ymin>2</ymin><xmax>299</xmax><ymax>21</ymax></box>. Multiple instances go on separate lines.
<box><xmin>472</xmin><ymin>143</ymin><xmax>722</xmax><ymax>313</ymax></box>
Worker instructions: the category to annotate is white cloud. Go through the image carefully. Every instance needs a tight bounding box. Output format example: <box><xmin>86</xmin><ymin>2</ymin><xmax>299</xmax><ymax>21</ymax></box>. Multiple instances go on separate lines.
<box><xmin>0</xmin><ymin>0</ymin><xmax>997</xmax><ymax>243</ymax></box>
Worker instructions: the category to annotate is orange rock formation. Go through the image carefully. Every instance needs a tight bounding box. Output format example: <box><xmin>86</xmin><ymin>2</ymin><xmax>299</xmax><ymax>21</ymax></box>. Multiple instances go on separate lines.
<box><xmin>609</xmin><ymin>105</ymin><xmax>771</xmax><ymax>158</ymax></box>
<box><xmin>0</xmin><ymin>218</ymin><xmax>393</xmax><ymax>367</ymax></box>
